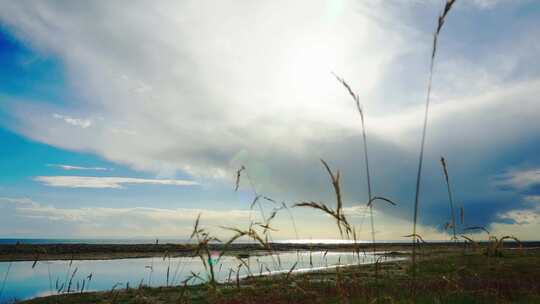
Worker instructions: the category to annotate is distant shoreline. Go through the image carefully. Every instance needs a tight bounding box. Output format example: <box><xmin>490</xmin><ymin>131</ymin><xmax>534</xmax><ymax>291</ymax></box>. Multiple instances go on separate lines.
<box><xmin>0</xmin><ymin>241</ymin><xmax>536</xmax><ymax>262</ymax></box>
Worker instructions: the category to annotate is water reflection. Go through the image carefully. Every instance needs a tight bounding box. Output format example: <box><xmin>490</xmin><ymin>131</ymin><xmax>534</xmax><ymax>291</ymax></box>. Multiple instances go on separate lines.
<box><xmin>0</xmin><ymin>250</ymin><xmax>403</xmax><ymax>302</ymax></box>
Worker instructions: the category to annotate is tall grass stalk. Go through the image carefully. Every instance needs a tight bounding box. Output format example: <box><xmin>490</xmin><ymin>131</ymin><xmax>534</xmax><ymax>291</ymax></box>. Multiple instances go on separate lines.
<box><xmin>440</xmin><ymin>157</ymin><xmax>457</xmax><ymax>241</ymax></box>
<box><xmin>190</xmin><ymin>214</ymin><xmax>219</xmax><ymax>287</ymax></box>
<box><xmin>235</xmin><ymin>166</ymin><xmax>279</xmax><ymax>260</ymax></box>
<box><xmin>0</xmin><ymin>261</ymin><xmax>12</xmax><ymax>300</ymax></box>
<box><xmin>412</xmin><ymin>0</ymin><xmax>456</xmax><ymax>280</ymax></box>
<box><xmin>332</xmin><ymin>73</ymin><xmax>375</xmax><ymax>249</ymax></box>
<box><xmin>460</xmin><ymin>206</ymin><xmax>465</xmax><ymax>226</ymax></box>
<box><xmin>235</xmin><ymin>165</ymin><xmax>269</xmax><ymax>223</ymax></box>
<box><xmin>46</xmin><ymin>262</ymin><xmax>53</xmax><ymax>296</ymax></box>
<box><xmin>283</xmin><ymin>202</ymin><xmax>300</xmax><ymax>241</ymax></box>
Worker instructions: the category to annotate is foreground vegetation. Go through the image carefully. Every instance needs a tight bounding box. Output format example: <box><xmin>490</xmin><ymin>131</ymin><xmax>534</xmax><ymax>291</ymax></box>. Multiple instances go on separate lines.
<box><xmin>21</xmin><ymin>247</ymin><xmax>540</xmax><ymax>304</ymax></box>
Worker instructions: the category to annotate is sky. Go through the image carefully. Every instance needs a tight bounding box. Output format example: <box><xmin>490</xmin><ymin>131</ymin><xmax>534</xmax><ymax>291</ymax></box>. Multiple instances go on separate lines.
<box><xmin>0</xmin><ymin>0</ymin><xmax>539</xmax><ymax>241</ymax></box>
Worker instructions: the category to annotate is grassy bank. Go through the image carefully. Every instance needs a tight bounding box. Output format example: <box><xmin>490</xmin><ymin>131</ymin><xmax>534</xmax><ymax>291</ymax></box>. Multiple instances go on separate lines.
<box><xmin>0</xmin><ymin>242</ymin><xmax>415</xmax><ymax>262</ymax></box>
<box><xmin>20</xmin><ymin>247</ymin><xmax>540</xmax><ymax>303</ymax></box>
<box><xmin>1</xmin><ymin>242</ymin><xmax>533</xmax><ymax>262</ymax></box>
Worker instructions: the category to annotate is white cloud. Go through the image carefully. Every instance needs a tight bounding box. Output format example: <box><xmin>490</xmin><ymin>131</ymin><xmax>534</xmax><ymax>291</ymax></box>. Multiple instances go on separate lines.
<box><xmin>498</xmin><ymin>209</ymin><xmax>539</xmax><ymax>225</ymax></box>
<box><xmin>0</xmin><ymin>196</ymin><xmax>450</xmax><ymax>240</ymax></box>
<box><xmin>491</xmin><ymin>198</ymin><xmax>540</xmax><ymax>240</ymax></box>
<box><xmin>34</xmin><ymin>176</ymin><xmax>199</xmax><ymax>189</ymax></box>
<box><xmin>524</xmin><ymin>195</ymin><xmax>540</xmax><ymax>203</ymax></box>
<box><xmin>0</xmin><ymin>1</ymin><xmax>537</xmax><ymax>182</ymax></box>
<box><xmin>47</xmin><ymin>164</ymin><xmax>112</xmax><ymax>171</ymax></box>
<box><xmin>469</xmin><ymin>0</ymin><xmax>504</xmax><ymax>9</ymax></box>
<box><xmin>494</xmin><ymin>167</ymin><xmax>540</xmax><ymax>190</ymax></box>
<box><xmin>52</xmin><ymin>113</ymin><xmax>92</xmax><ymax>128</ymax></box>
<box><xmin>0</xmin><ymin>1</ymin><xmax>415</xmax><ymax>178</ymax></box>
<box><xmin>0</xmin><ymin>197</ymin><xmax>39</xmax><ymax>208</ymax></box>
<box><xmin>0</xmin><ymin>1</ymin><xmax>539</xmax><ymax>235</ymax></box>
<box><xmin>21</xmin><ymin>205</ymin><xmax>250</xmax><ymax>224</ymax></box>
<box><xmin>0</xmin><ymin>197</ymin><xmax>252</xmax><ymax>238</ymax></box>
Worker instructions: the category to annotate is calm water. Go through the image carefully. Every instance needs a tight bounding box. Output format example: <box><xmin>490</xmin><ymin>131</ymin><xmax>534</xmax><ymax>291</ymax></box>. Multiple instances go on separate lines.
<box><xmin>0</xmin><ymin>250</ymin><xmax>404</xmax><ymax>302</ymax></box>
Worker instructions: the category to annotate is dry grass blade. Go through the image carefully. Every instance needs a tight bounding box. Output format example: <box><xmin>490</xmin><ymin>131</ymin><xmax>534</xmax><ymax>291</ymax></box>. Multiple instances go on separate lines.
<box><xmin>437</xmin><ymin>0</ymin><xmax>457</xmax><ymax>34</ymax></box>
<box><xmin>109</xmin><ymin>282</ymin><xmax>122</xmax><ymax>293</ymax></box>
<box><xmin>67</xmin><ymin>267</ymin><xmax>78</xmax><ymax>293</ymax></box>
<box><xmin>460</xmin><ymin>206</ymin><xmax>465</xmax><ymax>225</ymax></box>
<box><xmin>285</xmin><ymin>262</ymin><xmax>298</xmax><ymax>281</ymax></box>
<box><xmin>444</xmin><ymin>222</ymin><xmax>452</xmax><ymax>231</ymax></box>
<box><xmin>247</xmin><ymin>228</ymin><xmax>269</xmax><ymax>249</ymax></box>
<box><xmin>320</xmin><ymin>159</ymin><xmax>343</xmax><ymax>218</ymax></box>
<box><xmin>460</xmin><ymin>235</ymin><xmax>477</xmax><ymax>244</ymax></box>
<box><xmin>464</xmin><ymin>226</ymin><xmax>490</xmax><ymax>236</ymax></box>
<box><xmin>0</xmin><ymin>261</ymin><xmax>12</xmax><ymax>299</ymax></box>
<box><xmin>440</xmin><ymin>156</ymin><xmax>457</xmax><ymax>241</ymax></box>
<box><xmin>189</xmin><ymin>215</ymin><xmax>220</xmax><ymax>285</ymax></box>
<box><xmin>331</xmin><ymin>72</ymin><xmax>363</xmax><ymax>120</ymax></box>
<box><xmin>367</xmin><ymin>196</ymin><xmax>396</xmax><ymax>207</ymax></box>
<box><xmin>497</xmin><ymin>235</ymin><xmax>522</xmax><ymax>248</ymax></box>
<box><xmin>461</xmin><ymin>235</ymin><xmax>480</xmax><ymax>252</ymax></box>
<box><xmin>259</xmin><ymin>205</ymin><xmax>283</xmax><ymax>233</ymax></box>
<box><xmin>235</xmin><ymin>258</ymin><xmax>253</xmax><ymax>278</ymax></box>
<box><xmin>258</xmin><ymin>224</ymin><xmax>277</xmax><ymax>233</ymax></box>
<box><xmin>294</xmin><ymin>201</ymin><xmax>334</xmax><ymax>215</ymax></box>
<box><xmin>281</xmin><ymin>202</ymin><xmax>300</xmax><ymax>240</ymax></box>
<box><xmin>234</xmin><ymin>165</ymin><xmax>245</xmax><ymax>191</ymax></box>
<box><xmin>218</xmin><ymin>229</ymin><xmax>247</xmax><ymax>259</ymax></box>
<box><xmin>221</xmin><ymin>226</ymin><xmax>270</xmax><ymax>250</ymax></box>
<box><xmin>188</xmin><ymin>271</ymin><xmax>205</xmax><ymax>284</ymax></box>
<box><xmin>235</xmin><ymin>265</ymin><xmax>242</xmax><ymax>288</ymax></box>
<box><xmin>431</xmin><ymin>0</ymin><xmax>457</xmax><ymax>62</ymax></box>
<box><xmin>263</xmin><ymin>196</ymin><xmax>277</xmax><ymax>204</ymax></box>
<box><xmin>319</xmin><ymin>159</ymin><xmax>351</xmax><ymax>237</ymax></box>
<box><xmin>403</xmin><ymin>234</ymin><xmax>427</xmax><ymax>244</ymax></box>
<box><xmin>266</xmin><ymin>207</ymin><xmax>281</xmax><ymax>223</ymax></box>
<box><xmin>440</xmin><ymin>157</ymin><xmax>450</xmax><ymax>183</ymax></box>
<box><xmin>294</xmin><ymin>201</ymin><xmax>351</xmax><ymax>237</ymax></box>
<box><xmin>190</xmin><ymin>213</ymin><xmax>202</xmax><ymax>240</ymax></box>
<box><xmin>31</xmin><ymin>254</ymin><xmax>40</xmax><ymax>269</ymax></box>
<box><xmin>249</xmin><ymin>195</ymin><xmax>261</xmax><ymax>209</ymax></box>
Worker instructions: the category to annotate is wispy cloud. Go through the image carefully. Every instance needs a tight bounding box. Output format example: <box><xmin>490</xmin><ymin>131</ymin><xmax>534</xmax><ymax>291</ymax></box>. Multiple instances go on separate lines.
<box><xmin>498</xmin><ymin>208</ymin><xmax>540</xmax><ymax>225</ymax></box>
<box><xmin>0</xmin><ymin>197</ymin><xmax>39</xmax><ymax>208</ymax></box>
<box><xmin>7</xmin><ymin>198</ymin><xmax>249</xmax><ymax>223</ymax></box>
<box><xmin>34</xmin><ymin>176</ymin><xmax>199</xmax><ymax>189</ymax></box>
<box><xmin>493</xmin><ymin>197</ymin><xmax>540</xmax><ymax>240</ymax></box>
<box><xmin>47</xmin><ymin>164</ymin><xmax>112</xmax><ymax>171</ymax></box>
<box><xmin>494</xmin><ymin>167</ymin><xmax>540</xmax><ymax>190</ymax></box>
<box><xmin>0</xmin><ymin>197</ymin><xmax>251</xmax><ymax>237</ymax></box>
<box><xmin>0</xmin><ymin>197</ymin><xmax>449</xmax><ymax>239</ymax></box>
<box><xmin>52</xmin><ymin>113</ymin><xmax>92</xmax><ymax>128</ymax></box>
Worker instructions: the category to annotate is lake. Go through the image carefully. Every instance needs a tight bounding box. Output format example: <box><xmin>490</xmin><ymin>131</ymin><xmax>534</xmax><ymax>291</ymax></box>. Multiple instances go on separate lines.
<box><xmin>0</xmin><ymin>250</ymin><xmax>403</xmax><ymax>302</ymax></box>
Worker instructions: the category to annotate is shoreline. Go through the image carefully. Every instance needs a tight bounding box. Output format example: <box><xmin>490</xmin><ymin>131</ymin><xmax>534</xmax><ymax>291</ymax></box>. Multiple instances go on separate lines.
<box><xmin>20</xmin><ymin>247</ymin><xmax>540</xmax><ymax>303</ymax></box>
<box><xmin>0</xmin><ymin>241</ymin><xmax>535</xmax><ymax>262</ymax></box>
<box><xmin>20</xmin><ymin>253</ymin><xmax>412</xmax><ymax>304</ymax></box>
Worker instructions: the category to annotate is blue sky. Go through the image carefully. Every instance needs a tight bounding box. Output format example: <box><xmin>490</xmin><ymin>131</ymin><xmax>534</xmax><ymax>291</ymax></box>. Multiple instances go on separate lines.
<box><xmin>0</xmin><ymin>0</ymin><xmax>540</xmax><ymax>240</ymax></box>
